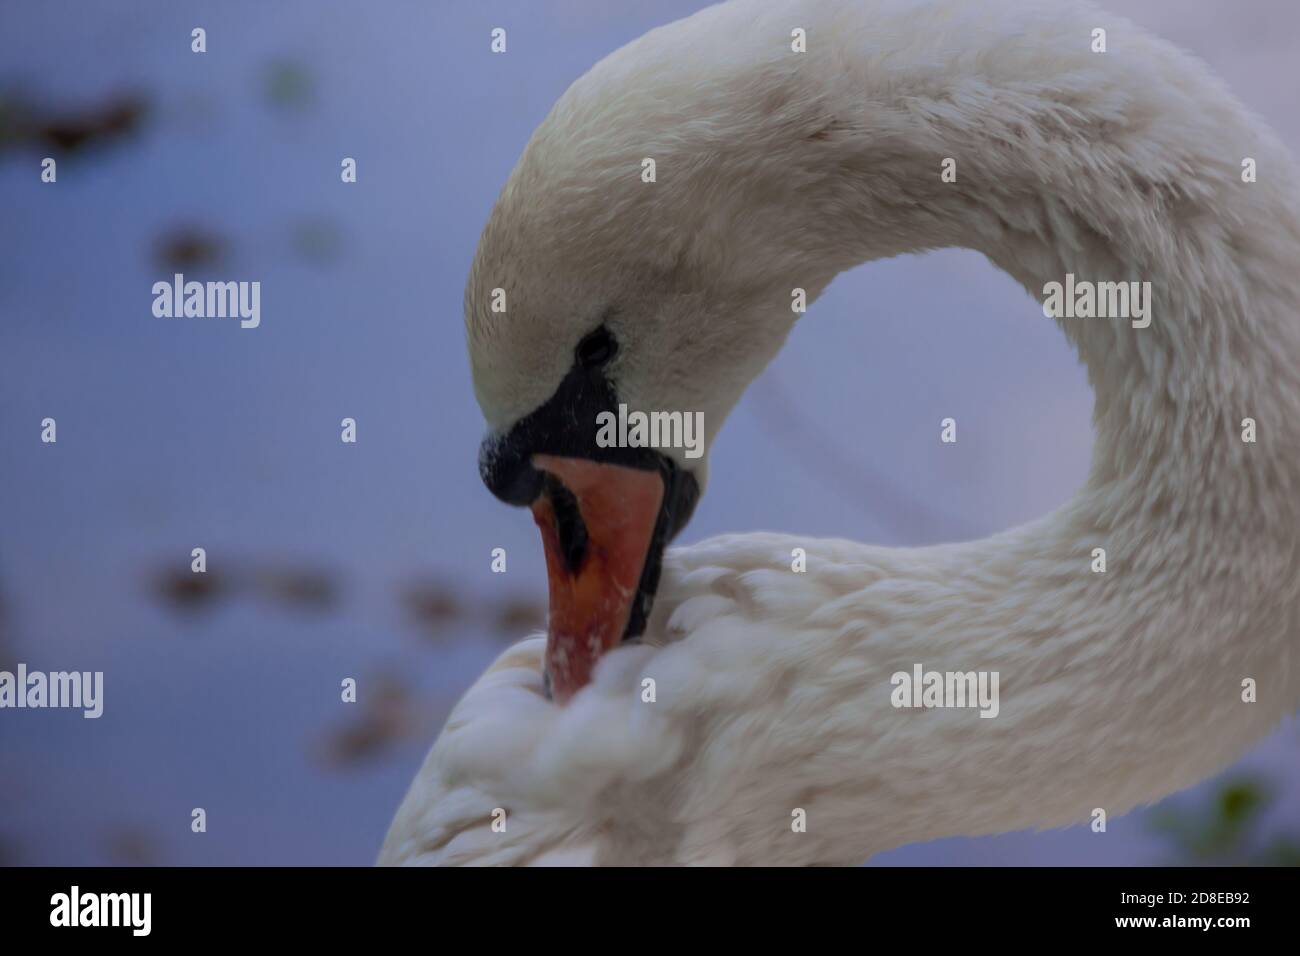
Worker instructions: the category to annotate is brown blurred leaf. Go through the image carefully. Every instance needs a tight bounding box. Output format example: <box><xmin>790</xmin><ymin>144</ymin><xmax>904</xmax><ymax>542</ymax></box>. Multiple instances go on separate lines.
<box><xmin>154</xmin><ymin>227</ymin><xmax>227</xmax><ymax>271</ymax></box>
<box><xmin>316</xmin><ymin>673</ymin><xmax>427</xmax><ymax>769</ymax></box>
<box><xmin>0</xmin><ymin>91</ymin><xmax>149</xmax><ymax>155</ymax></box>
<box><xmin>400</xmin><ymin>579</ymin><xmax>464</xmax><ymax>638</ymax></box>
<box><xmin>151</xmin><ymin>568</ymin><xmax>228</xmax><ymax>612</ymax></box>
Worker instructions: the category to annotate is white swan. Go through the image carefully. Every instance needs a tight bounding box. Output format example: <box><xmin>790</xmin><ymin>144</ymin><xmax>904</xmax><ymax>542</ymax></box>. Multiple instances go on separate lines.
<box><xmin>380</xmin><ymin>0</ymin><xmax>1300</xmax><ymax>866</ymax></box>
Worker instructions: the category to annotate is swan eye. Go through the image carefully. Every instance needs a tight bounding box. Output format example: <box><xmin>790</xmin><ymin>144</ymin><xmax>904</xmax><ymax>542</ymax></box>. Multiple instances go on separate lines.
<box><xmin>575</xmin><ymin>326</ymin><xmax>618</xmax><ymax>368</ymax></box>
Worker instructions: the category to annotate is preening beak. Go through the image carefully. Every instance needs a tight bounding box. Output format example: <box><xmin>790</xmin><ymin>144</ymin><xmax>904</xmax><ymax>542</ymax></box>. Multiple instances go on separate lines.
<box><xmin>479</xmin><ymin>414</ymin><xmax>699</xmax><ymax>701</ymax></box>
<box><xmin>530</xmin><ymin>455</ymin><xmax>664</xmax><ymax>703</ymax></box>
<box><xmin>477</xmin><ymin>356</ymin><xmax>700</xmax><ymax>702</ymax></box>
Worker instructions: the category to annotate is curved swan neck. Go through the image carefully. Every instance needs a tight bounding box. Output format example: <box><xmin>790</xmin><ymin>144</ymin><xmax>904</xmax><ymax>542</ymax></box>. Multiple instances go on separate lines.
<box><xmin>642</xmin><ymin>0</ymin><xmax>1300</xmax><ymax>862</ymax></box>
<box><xmin>740</xmin><ymin>3</ymin><xmax>1300</xmax><ymax>514</ymax></box>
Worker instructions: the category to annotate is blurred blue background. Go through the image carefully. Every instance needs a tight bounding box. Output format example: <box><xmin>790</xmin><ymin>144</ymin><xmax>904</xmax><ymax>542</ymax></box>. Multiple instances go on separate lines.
<box><xmin>1</xmin><ymin>0</ymin><xmax>1297</xmax><ymax>865</ymax></box>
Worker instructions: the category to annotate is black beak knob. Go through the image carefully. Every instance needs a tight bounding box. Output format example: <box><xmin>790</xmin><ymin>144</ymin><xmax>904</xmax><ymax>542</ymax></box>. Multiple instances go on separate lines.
<box><xmin>479</xmin><ymin>432</ymin><xmax>544</xmax><ymax>506</ymax></box>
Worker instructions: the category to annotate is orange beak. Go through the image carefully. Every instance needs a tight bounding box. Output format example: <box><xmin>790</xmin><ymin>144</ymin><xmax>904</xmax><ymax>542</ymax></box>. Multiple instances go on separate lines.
<box><xmin>530</xmin><ymin>454</ymin><xmax>665</xmax><ymax>704</ymax></box>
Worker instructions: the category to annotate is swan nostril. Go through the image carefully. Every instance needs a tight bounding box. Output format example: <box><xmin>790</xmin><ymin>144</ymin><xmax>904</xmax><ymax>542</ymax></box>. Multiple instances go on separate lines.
<box><xmin>543</xmin><ymin>475</ymin><xmax>588</xmax><ymax>573</ymax></box>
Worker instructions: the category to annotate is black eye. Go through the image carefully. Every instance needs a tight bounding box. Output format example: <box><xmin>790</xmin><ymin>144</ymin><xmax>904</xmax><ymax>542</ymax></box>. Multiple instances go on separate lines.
<box><xmin>575</xmin><ymin>326</ymin><xmax>617</xmax><ymax>368</ymax></box>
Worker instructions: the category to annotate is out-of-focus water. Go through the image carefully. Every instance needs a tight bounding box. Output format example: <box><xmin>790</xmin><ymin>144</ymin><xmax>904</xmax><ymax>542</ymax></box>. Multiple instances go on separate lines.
<box><xmin>1</xmin><ymin>0</ymin><xmax>1297</xmax><ymax>865</ymax></box>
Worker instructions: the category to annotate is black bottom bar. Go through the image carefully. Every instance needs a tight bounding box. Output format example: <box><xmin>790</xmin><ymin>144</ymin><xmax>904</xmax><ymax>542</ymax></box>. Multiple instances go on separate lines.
<box><xmin>0</xmin><ymin>865</ymin><xmax>1286</xmax><ymax>941</ymax></box>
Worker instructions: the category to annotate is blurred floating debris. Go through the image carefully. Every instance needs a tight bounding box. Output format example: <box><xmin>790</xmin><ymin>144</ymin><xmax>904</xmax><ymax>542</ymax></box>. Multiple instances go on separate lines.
<box><xmin>290</xmin><ymin>217</ymin><xmax>343</xmax><ymax>265</ymax></box>
<box><xmin>400</xmin><ymin>580</ymin><xmax>464</xmax><ymax>638</ymax></box>
<box><xmin>316</xmin><ymin>672</ymin><xmax>430</xmax><ymax>769</ymax></box>
<box><xmin>154</xmin><ymin>226</ymin><xmax>227</xmax><ymax>271</ymax></box>
<box><xmin>493</xmin><ymin>596</ymin><xmax>546</xmax><ymax>636</ymax></box>
<box><xmin>105</xmin><ymin>827</ymin><xmax>161</xmax><ymax>866</ymax></box>
<box><xmin>1148</xmin><ymin>774</ymin><xmax>1299</xmax><ymax>865</ymax></box>
<box><xmin>0</xmin><ymin>90</ymin><xmax>148</xmax><ymax>155</ymax></box>
<box><xmin>147</xmin><ymin>557</ymin><xmax>541</xmax><ymax>642</ymax></box>
<box><xmin>400</xmin><ymin>576</ymin><xmax>545</xmax><ymax>644</ymax></box>
<box><xmin>149</xmin><ymin>560</ymin><xmax>339</xmax><ymax>616</ymax></box>
<box><xmin>253</xmin><ymin>567</ymin><xmax>338</xmax><ymax>612</ymax></box>
<box><xmin>264</xmin><ymin>59</ymin><xmax>315</xmax><ymax>111</ymax></box>
<box><xmin>152</xmin><ymin>567</ymin><xmax>228</xmax><ymax>612</ymax></box>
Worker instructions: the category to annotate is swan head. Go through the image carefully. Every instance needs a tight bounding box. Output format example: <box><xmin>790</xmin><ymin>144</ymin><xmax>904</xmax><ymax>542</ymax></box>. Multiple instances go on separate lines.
<box><xmin>463</xmin><ymin>20</ymin><xmax>837</xmax><ymax>702</ymax></box>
